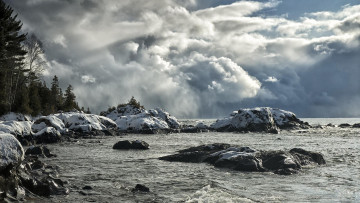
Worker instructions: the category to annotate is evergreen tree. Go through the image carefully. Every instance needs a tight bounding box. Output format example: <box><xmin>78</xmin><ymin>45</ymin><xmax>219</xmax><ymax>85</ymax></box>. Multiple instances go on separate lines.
<box><xmin>50</xmin><ymin>75</ymin><xmax>63</xmax><ymax>111</ymax></box>
<box><xmin>28</xmin><ymin>82</ymin><xmax>41</xmax><ymax>116</ymax></box>
<box><xmin>0</xmin><ymin>0</ymin><xmax>27</xmax><ymax>114</ymax></box>
<box><xmin>63</xmin><ymin>84</ymin><xmax>78</xmax><ymax>111</ymax></box>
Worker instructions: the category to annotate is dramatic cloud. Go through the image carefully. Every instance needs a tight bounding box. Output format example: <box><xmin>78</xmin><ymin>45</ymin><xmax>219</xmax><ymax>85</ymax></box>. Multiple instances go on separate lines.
<box><xmin>5</xmin><ymin>0</ymin><xmax>360</xmax><ymax>117</ymax></box>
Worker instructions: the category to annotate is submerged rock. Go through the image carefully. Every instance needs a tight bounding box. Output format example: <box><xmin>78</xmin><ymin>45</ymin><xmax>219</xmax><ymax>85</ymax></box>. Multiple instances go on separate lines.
<box><xmin>132</xmin><ymin>184</ymin><xmax>150</xmax><ymax>193</ymax></box>
<box><xmin>113</xmin><ymin>140</ymin><xmax>149</xmax><ymax>150</ymax></box>
<box><xmin>160</xmin><ymin>143</ymin><xmax>325</xmax><ymax>175</ymax></box>
<box><xmin>210</xmin><ymin>107</ymin><xmax>310</xmax><ymax>133</ymax></box>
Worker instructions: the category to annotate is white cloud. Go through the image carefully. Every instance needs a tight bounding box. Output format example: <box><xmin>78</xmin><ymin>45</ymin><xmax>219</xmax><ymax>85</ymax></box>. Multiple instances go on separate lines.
<box><xmin>8</xmin><ymin>0</ymin><xmax>360</xmax><ymax>117</ymax></box>
<box><xmin>265</xmin><ymin>76</ymin><xmax>278</xmax><ymax>83</ymax></box>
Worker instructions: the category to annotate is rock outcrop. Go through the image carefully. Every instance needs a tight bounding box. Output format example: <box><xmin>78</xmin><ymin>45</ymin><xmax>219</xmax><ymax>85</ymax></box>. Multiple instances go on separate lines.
<box><xmin>0</xmin><ymin>133</ymin><xmax>68</xmax><ymax>201</ymax></box>
<box><xmin>160</xmin><ymin>143</ymin><xmax>325</xmax><ymax>175</ymax></box>
<box><xmin>103</xmin><ymin>104</ymin><xmax>180</xmax><ymax>134</ymax></box>
<box><xmin>210</xmin><ymin>107</ymin><xmax>310</xmax><ymax>133</ymax></box>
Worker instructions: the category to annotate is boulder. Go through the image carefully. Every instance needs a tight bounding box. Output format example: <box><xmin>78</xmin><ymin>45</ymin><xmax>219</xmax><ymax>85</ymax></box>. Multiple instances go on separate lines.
<box><xmin>210</xmin><ymin>107</ymin><xmax>310</xmax><ymax>133</ymax></box>
<box><xmin>352</xmin><ymin>123</ymin><xmax>360</xmax><ymax>128</ymax></box>
<box><xmin>0</xmin><ymin>133</ymin><xmax>24</xmax><ymax>173</ymax></box>
<box><xmin>339</xmin><ymin>123</ymin><xmax>351</xmax><ymax>128</ymax></box>
<box><xmin>113</xmin><ymin>140</ymin><xmax>149</xmax><ymax>150</ymax></box>
<box><xmin>33</xmin><ymin>127</ymin><xmax>61</xmax><ymax>144</ymax></box>
<box><xmin>159</xmin><ymin>143</ymin><xmax>325</xmax><ymax>175</ymax></box>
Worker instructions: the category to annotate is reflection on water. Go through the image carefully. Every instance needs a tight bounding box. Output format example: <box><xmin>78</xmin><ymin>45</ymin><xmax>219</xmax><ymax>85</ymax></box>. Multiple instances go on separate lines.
<box><xmin>44</xmin><ymin>124</ymin><xmax>360</xmax><ymax>202</ymax></box>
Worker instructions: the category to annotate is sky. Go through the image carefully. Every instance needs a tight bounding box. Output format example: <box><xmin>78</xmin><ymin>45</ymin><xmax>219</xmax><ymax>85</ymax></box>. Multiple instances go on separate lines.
<box><xmin>4</xmin><ymin>0</ymin><xmax>360</xmax><ymax>118</ymax></box>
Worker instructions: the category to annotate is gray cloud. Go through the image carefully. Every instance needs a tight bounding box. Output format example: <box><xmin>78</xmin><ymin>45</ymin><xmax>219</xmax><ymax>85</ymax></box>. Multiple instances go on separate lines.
<box><xmin>5</xmin><ymin>0</ymin><xmax>360</xmax><ymax>118</ymax></box>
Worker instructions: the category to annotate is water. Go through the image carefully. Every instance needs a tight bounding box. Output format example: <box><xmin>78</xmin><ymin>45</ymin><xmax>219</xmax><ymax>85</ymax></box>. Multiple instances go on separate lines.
<box><xmin>42</xmin><ymin>119</ymin><xmax>360</xmax><ymax>202</ymax></box>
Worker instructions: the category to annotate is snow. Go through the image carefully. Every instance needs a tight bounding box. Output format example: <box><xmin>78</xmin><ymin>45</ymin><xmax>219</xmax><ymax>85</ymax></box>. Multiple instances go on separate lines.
<box><xmin>115</xmin><ymin>112</ymin><xmax>169</xmax><ymax>131</ymax></box>
<box><xmin>0</xmin><ymin>121</ymin><xmax>32</xmax><ymax>136</ymax></box>
<box><xmin>270</xmin><ymin>108</ymin><xmax>297</xmax><ymax>126</ymax></box>
<box><xmin>104</xmin><ymin>104</ymin><xmax>145</xmax><ymax>120</ymax></box>
<box><xmin>0</xmin><ymin>133</ymin><xmax>24</xmax><ymax>172</ymax></box>
<box><xmin>33</xmin><ymin>127</ymin><xmax>61</xmax><ymax>137</ymax></box>
<box><xmin>32</xmin><ymin>115</ymin><xmax>66</xmax><ymax>133</ymax></box>
<box><xmin>55</xmin><ymin>112</ymin><xmax>117</xmax><ymax>132</ymax></box>
<box><xmin>106</xmin><ymin>106</ymin><xmax>180</xmax><ymax>131</ymax></box>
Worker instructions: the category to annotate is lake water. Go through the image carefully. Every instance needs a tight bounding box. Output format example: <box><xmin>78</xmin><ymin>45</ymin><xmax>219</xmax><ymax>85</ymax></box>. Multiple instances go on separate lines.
<box><xmin>42</xmin><ymin>118</ymin><xmax>360</xmax><ymax>202</ymax></box>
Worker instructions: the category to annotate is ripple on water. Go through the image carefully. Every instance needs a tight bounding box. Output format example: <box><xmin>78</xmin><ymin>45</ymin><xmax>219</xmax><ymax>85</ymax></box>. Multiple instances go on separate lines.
<box><xmin>44</xmin><ymin>128</ymin><xmax>360</xmax><ymax>202</ymax></box>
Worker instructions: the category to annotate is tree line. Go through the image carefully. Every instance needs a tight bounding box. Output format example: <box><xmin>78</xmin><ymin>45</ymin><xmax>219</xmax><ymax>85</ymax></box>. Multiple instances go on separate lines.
<box><xmin>0</xmin><ymin>1</ymin><xmax>88</xmax><ymax>116</ymax></box>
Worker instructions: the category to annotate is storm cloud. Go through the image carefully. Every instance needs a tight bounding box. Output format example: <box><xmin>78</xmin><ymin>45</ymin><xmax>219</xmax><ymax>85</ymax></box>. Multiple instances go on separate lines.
<box><xmin>5</xmin><ymin>0</ymin><xmax>360</xmax><ymax>118</ymax></box>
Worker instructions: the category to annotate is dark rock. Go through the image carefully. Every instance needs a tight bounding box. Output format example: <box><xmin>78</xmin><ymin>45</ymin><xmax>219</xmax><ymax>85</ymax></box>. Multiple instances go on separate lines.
<box><xmin>160</xmin><ymin>143</ymin><xmax>325</xmax><ymax>175</ymax></box>
<box><xmin>83</xmin><ymin>185</ymin><xmax>93</xmax><ymax>190</ymax></box>
<box><xmin>352</xmin><ymin>123</ymin><xmax>360</xmax><ymax>128</ymax></box>
<box><xmin>339</xmin><ymin>123</ymin><xmax>351</xmax><ymax>128</ymax></box>
<box><xmin>25</xmin><ymin>146</ymin><xmax>54</xmax><ymax>158</ymax></box>
<box><xmin>132</xmin><ymin>184</ymin><xmax>150</xmax><ymax>193</ymax></box>
<box><xmin>113</xmin><ymin>140</ymin><xmax>149</xmax><ymax>150</ymax></box>
<box><xmin>34</xmin><ymin>128</ymin><xmax>61</xmax><ymax>144</ymax></box>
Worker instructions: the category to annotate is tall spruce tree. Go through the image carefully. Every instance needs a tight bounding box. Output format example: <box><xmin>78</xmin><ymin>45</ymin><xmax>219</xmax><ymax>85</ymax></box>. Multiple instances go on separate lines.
<box><xmin>0</xmin><ymin>0</ymin><xmax>27</xmax><ymax>114</ymax></box>
<box><xmin>63</xmin><ymin>84</ymin><xmax>78</xmax><ymax>111</ymax></box>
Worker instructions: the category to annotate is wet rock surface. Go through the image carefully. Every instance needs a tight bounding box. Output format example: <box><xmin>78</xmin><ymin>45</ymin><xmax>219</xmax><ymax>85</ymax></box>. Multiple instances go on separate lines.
<box><xmin>160</xmin><ymin>143</ymin><xmax>325</xmax><ymax>175</ymax></box>
<box><xmin>113</xmin><ymin>140</ymin><xmax>150</xmax><ymax>150</ymax></box>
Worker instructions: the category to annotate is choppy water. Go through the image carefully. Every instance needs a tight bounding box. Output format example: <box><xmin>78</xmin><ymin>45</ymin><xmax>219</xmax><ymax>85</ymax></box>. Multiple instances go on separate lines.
<box><xmin>41</xmin><ymin>119</ymin><xmax>360</xmax><ymax>202</ymax></box>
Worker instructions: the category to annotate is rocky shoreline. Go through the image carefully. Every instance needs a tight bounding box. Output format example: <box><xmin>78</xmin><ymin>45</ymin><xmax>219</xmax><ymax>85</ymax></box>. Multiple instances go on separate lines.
<box><xmin>1</xmin><ymin>106</ymin><xmax>358</xmax><ymax>201</ymax></box>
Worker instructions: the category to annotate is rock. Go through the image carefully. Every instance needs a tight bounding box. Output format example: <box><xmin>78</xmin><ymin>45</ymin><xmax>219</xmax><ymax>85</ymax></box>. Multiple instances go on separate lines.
<box><xmin>103</xmin><ymin>104</ymin><xmax>180</xmax><ymax>133</ymax></box>
<box><xmin>339</xmin><ymin>123</ymin><xmax>351</xmax><ymax>128</ymax></box>
<box><xmin>352</xmin><ymin>123</ymin><xmax>360</xmax><ymax>128</ymax></box>
<box><xmin>0</xmin><ymin>120</ymin><xmax>32</xmax><ymax>136</ymax></box>
<box><xmin>132</xmin><ymin>184</ymin><xmax>150</xmax><ymax>192</ymax></box>
<box><xmin>25</xmin><ymin>146</ymin><xmax>54</xmax><ymax>158</ymax></box>
<box><xmin>210</xmin><ymin>108</ymin><xmax>279</xmax><ymax>133</ymax></box>
<box><xmin>33</xmin><ymin>127</ymin><xmax>61</xmax><ymax>144</ymax></box>
<box><xmin>113</xmin><ymin>140</ymin><xmax>149</xmax><ymax>150</ymax></box>
<box><xmin>210</xmin><ymin>107</ymin><xmax>310</xmax><ymax>133</ymax></box>
<box><xmin>159</xmin><ymin>143</ymin><xmax>325</xmax><ymax>175</ymax></box>
<box><xmin>83</xmin><ymin>185</ymin><xmax>93</xmax><ymax>190</ymax></box>
<box><xmin>0</xmin><ymin>133</ymin><xmax>24</xmax><ymax>173</ymax></box>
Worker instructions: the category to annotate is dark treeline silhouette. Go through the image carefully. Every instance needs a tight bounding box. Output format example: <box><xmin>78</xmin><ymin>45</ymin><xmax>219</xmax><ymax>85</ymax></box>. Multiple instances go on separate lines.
<box><xmin>0</xmin><ymin>0</ymin><xmax>88</xmax><ymax>116</ymax></box>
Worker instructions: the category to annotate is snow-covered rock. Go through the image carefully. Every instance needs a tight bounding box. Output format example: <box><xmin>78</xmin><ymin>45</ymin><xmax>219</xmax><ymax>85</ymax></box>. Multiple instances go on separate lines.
<box><xmin>210</xmin><ymin>107</ymin><xmax>309</xmax><ymax>133</ymax></box>
<box><xmin>104</xmin><ymin>105</ymin><xmax>180</xmax><ymax>133</ymax></box>
<box><xmin>0</xmin><ymin>133</ymin><xmax>24</xmax><ymax>173</ymax></box>
<box><xmin>0</xmin><ymin>120</ymin><xmax>32</xmax><ymax>136</ymax></box>
<box><xmin>32</xmin><ymin>115</ymin><xmax>66</xmax><ymax>133</ymax></box>
<box><xmin>32</xmin><ymin>112</ymin><xmax>117</xmax><ymax>133</ymax></box>
<box><xmin>33</xmin><ymin>127</ymin><xmax>61</xmax><ymax>144</ymax></box>
<box><xmin>211</xmin><ymin>107</ymin><xmax>279</xmax><ymax>133</ymax></box>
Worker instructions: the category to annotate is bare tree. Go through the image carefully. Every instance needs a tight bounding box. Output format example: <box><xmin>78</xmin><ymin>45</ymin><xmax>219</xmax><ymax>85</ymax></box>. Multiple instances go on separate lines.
<box><xmin>23</xmin><ymin>34</ymin><xmax>46</xmax><ymax>83</ymax></box>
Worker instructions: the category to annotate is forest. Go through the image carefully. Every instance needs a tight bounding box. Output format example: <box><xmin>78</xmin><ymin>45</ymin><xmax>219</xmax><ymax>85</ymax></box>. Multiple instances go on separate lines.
<box><xmin>0</xmin><ymin>0</ymin><xmax>87</xmax><ymax>116</ymax></box>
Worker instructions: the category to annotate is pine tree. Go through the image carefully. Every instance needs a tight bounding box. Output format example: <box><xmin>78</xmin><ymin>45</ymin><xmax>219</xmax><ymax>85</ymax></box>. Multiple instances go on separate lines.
<box><xmin>0</xmin><ymin>0</ymin><xmax>27</xmax><ymax>114</ymax></box>
<box><xmin>28</xmin><ymin>82</ymin><xmax>41</xmax><ymax>116</ymax></box>
<box><xmin>63</xmin><ymin>84</ymin><xmax>78</xmax><ymax>111</ymax></box>
<box><xmin>50</xmin><ymin>75</ymin><xmax>63</xmax><ymax>111</ymax></box>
